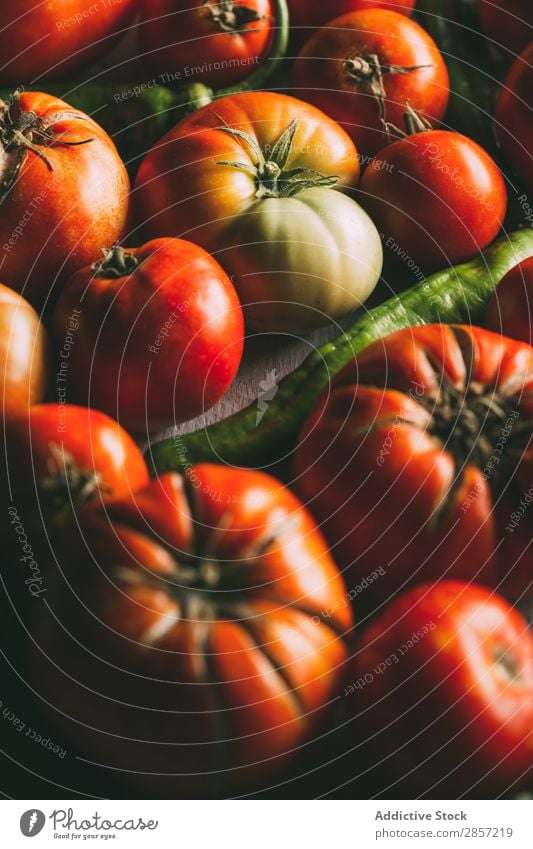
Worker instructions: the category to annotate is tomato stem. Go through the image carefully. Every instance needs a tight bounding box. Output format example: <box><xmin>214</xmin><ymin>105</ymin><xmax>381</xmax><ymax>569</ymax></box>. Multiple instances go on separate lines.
<box><xmin>93</xmin><ymin>245</ymin><xmax>140</xmax><ymax>278</ymax></box>
<box><xmin>203</xmin><ymin>0</ymin><xmax>265</xmax><ymax>32</ymax></box>
<box><xmin>39</xmin><ymin>443</ymin><xmax>108</xmax><ymax>517</ymax></box>
<box><xmin>382</xmin><ymin>101</ymin><xmax>434</xmax><ymax>141</ymax></box>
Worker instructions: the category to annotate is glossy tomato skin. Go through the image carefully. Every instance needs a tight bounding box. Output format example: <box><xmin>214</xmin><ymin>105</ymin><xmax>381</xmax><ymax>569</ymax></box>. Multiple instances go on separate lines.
<box><xmin>291</xmin><ymin>10</ymin><xmax>449</xmax><ymax>157</ymax></box>
<box><xmin>135</xmin><ymin>91</ymin><xmax>360</xmax><ymax>249</ymax></box>
<box><xmin>0</xmin><ymin>92</ymin><xmax>131</xmax><ymax>310</ymax></box>
<box><xmin>139</xmin><ymin>0</ymin><xmax>274</xmax><ymax>88</ymax></box>
<box><xmin>0</xmin><ymin>284</ymin><xmax>50</xmax><ymax>420</ymax></box>
<box><xmin>478</xmin><ymin>1</ymin><xmax>533</xmax><ymax>58</ymax></box>
<box><xmin>29</xmin><ymin>466</ymin><xmax>353</xmax><ymax>796</ymax></box>
<box><xmin>360</xmin><ymin>130</ymin><xmax>507</xmax><ymax>271</ymax></box>
<box><xmin>294</xmin><ymin>325</ymin><xmax>533</xmax><ymax>610</ymax></box>
<box><xmin>496</xmin><ymin>43</ymin><xmax>533</xmax><ymax>195</ymax></box>
<box><xmin>52</xmin><ymin>238</ymin><xmax>244</xmax><ymax>432</ymax></box>
<box><xmin>0</xmin><ymin>0</ymin><xmax>138</xmax><ymax>84</ymax></box>
<box><xmin>288</xmin><ymin>0</ymin><xmax>415</xmax><ymax>50</ymax></box>
<box><xmin>135</xmin><ymin>92</ymin><xmax>376</xmax><ymax>332</ymax></box>
<box><xmin>351</xmin><ymin>582</ymin><xmax>533</xmax><ymax>795</ymax></box>
<box><xmin>486</xmin><ymin>257</ymin><xmax>533</xmax><ymax>344</ymax></box>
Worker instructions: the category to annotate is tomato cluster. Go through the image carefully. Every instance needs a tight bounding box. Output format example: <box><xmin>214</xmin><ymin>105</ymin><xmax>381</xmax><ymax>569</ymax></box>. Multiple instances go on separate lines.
<box><xmin>0</xmin><ymin>0</ymin><xmax>532</xmax><ymax>802</ymax></box>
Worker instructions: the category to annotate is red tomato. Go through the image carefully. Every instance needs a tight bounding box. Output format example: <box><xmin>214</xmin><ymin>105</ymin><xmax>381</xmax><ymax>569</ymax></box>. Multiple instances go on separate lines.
<box><xmin>52</xmin><ymin>239</ymin><xmax>244</xmax><ymax>432</ymax></box>
<box><xmin>294</xmin><ymin>325</ymin><xmax>533</xmax><ymax>610</ymax></box>
<box><xmin>0</xmin><ymin>284</ymin><xmax>50</xmax><ymax>420</ymax></box>
<box><xmin>360</xmin><ymin>129</ymin><xmax>507</xmax><ymax>271</ymax></box>
<box><xmin>486</xmin><ymin>257</ymin><xmax>533</xmax><ymax>344</ymax></box>
<box><xmin>288</xmin><ymin>0</ymin><xmax>415</xmax><ymax>51</ymax></box>
<box><xmin>0</xmin><ymin>0</ymin><xmax>138</xmax><ymax>85</ymax></box>
<box><xmin>291</xmin><ymin>9</ymin><xmax>449</xmax><ymax>156</ymax></box>
<box><xmin>29</xmin><ymin>466</ymin><xmax>352</xmax><ymax>796</ymax></box>
<box><xmin>495</xmin><ymin>43</ymin><xmax>533</xmax><ymax>195</ymax></box>
<box><xmin>5</xmin><ymin>403</ymin><xmax>149</xmax><ymax>511</ymax></box>
<box><xmin>478</xmin><ymin>0</ymin><xmax>533</xmax><ymax>58</ymax></box>
<box><xmin>139</xmin><ymin>0</ymin><xmax>274</xmax><ymax>88</ymax></box>
<box><xmin>0</xmin><ymin>91</ymin><xmax>131</xmax><ymax>310</ymax></box>
<box><xmin>351</xmin><ymin>582</ymin><xmax>533</xmax><ymax>795</ymax></box>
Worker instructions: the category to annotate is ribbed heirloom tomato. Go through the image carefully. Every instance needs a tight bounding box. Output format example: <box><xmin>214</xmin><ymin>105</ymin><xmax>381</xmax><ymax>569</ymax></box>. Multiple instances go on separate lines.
<box><xmin>139</xmin><ymin>0</ymin><xmax>274</xmax><ymax>88</ymax></box>
<box><xmin>291</xmin><ymin>9</ymin><xmax>449</xmax><ymax>156</ymax></box>
<box><xmin>52</xmin><ymin>238</ymin><xmax>244</xmax><ymax>432</ymax></box>
<box><xmin>351</xmin><ymin>582</ymin><xmax>533</xmax><ymax>795</ymax></box>
<box><xmin>0</xmin><ymin>91</ymin><xmax>131</xmax><ymax>309</ymax></box>
<box><xmin>294</xmin><ymin>325</ymin><xmax>533</xmax><ymax>609</ymax></box>
<box><xmin>0</xmin><ymin>0</ymin><xmax>138</xmax><ymax>84</ymax></box>
<box><xmin>30</xmin><ymin>465</ymin><xmax>353</xmax><ymax>796</ymax></box>
<box><xmin>135</xmin><ymin>92</ymin><xmax>383</xmax><ymax>332</ymax></box>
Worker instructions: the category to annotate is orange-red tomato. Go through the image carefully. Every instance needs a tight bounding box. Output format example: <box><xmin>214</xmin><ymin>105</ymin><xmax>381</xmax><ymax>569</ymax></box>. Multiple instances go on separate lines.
<box><xmin>495</xmin><ymin>43</ymin><xmax>533</xmax><ymax>195</ymax></box>
<box><xmin>291</xmin><ymin>9</ymin><xmax>449</xmax><ymax>156</ymax></box>
<box><xmin>30</xmin><ymin>466</ymin><xmax>353</xmax><ymax>796</ymax></box>
<box><xmin>486</xmin><ymin>257</ymin><xmax>533</xmax><ymax>345</ymax></box>
<box><xmin>288</xmin><ymin>0</ymin><xmax>415</xmax><ymax>50</ymax></box>
<box><xmin>0</xmin><ymin>0</ymin><xmax>138</xmax><ymax>85</ymax></box>
<box><xmin>294</xmin><ymin>325</ymin><xmax>533</xmax><ymax>610</ymax></box>
<box><xmin>351</xmin><ymin>582</ymin><xmax>533</xmax><ymax>795</ymax></box>
<box><xmin>0</xmin><ymin>91</ymin><xmax>131</xmax><ymax>309</ymax></box>
<box><xmin>0</xmin><ymin>283</ymin><xmax>50</xmax><ymax>420</ymax></box>
<box><xmin>139</xmin><ymin>0</ymin><xmax>274</xmax><ymax>88</ymax></box>
<box><xmin>360</xmin><ymin>129</ymin><xmax>507</xmax><ymax>272</ymax></box>
<box><xmin>52</xmin><ymin>239</ymin><xmax>245</xmax><ymax>432</ymax></box>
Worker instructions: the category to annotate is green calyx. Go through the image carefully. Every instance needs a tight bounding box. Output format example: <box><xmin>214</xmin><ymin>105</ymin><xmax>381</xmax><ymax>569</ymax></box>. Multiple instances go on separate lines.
<box><xmin>216</xmin><ymin>119</ymin><xmax>339</xmax><ymax>199</ymax></box>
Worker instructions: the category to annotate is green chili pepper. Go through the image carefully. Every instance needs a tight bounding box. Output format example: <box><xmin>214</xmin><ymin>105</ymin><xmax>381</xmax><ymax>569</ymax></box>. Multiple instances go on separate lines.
<box><xmin>148</xmin><ymin>229</ymin><xmax>533</xmax><ymax>475</ymax></box>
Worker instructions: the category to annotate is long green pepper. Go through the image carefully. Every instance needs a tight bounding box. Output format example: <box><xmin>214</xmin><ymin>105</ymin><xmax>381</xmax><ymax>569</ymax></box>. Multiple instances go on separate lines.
<box><xmin>148</xmin><ymin>230</ymin><xmax>533</xmax><ymax>474</ymax></box>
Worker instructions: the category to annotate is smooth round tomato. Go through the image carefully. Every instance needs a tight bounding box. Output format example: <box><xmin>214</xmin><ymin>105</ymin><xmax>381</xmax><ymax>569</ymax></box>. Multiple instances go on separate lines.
<box><xmin>0</xmin><ymin>0</ymin><xmax>138</xmax><ymax>85</ymax></box>
<box><xmin>0</xmin><ymin>91</ymin><xmax>131</xmax><ymax>310</ymax></box>
<box><xmin>0</xmin><ymin>283</ymin><xmax>50</xmax><ymax>420</ymax></box>
<box><xmin>30</xmin><ymin>465</ymin><xmax>353</xmax><ymax>796</ymax></box>
<box><xmin>294</xmin><ymin>325</ymin><xmax>533</xmax><ymax>610</ymax></box>
<box><xmin>139</xmin><ymin>0</ymin><xmax>274</xmax><ymax>88</ymax></box>
<box><xmin>496</xmin><ymin>43</ymin><xmax>533</xmax><ymax>195</ymax></box>
<box><xmin>351</xmin><ymin>582</ymin><xmax>533</xmax><ymax>795</ymax></box>
<box><xmin>4</xmin><ymin>403</ymin><xmax>149</xmax><ymax>511</ymax></box>
<box><xmin>360</xmin><ymin>129</ymin><xmax>507</xmax><ymax>271</ymax></box>
<box><xmin>288</xmin><ymin>0</ymin><xmax>415</xmax><ymax>50</ymax></box>
<box><xmin>291</xmin><ymin>9</ymin><xmax>449</xmax><ymax>157</ymax></box>
<box><xmin>52</xmin><ymin>239</ymin><xmax>244</xmax><ymax>432</ymax></box>
<box><xmin>478</xmin><ymin>1</ymin><xmax>533</xmax><ymax>58</ymax></box>
<box><xmin>135</xmin><ymin>92</ymin><xmax>383</xmax><ymax>332</ymax></box>
<box><xmin>486</xmin><ymin>257</ymin><xmax>533</xmax><ymax>344</ymax></box>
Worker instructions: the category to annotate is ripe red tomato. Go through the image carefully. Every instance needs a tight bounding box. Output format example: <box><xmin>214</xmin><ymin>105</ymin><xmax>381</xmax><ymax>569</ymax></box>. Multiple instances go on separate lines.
<box><xmin>0</xmin><ymin>91</ymin><xmax>131</xmax><ymax>310</ymax></box>
<box><xmin>5</xmin><ymin>403</ymin><xmax>149</xmax><ymax>513</ymax></box>
<box><xmin>486</xmin><ymin>257</ymin><xmax>533</xmax><ymax>344</ymax></box>
<box><xmin>0</xmin><ymin>284</ymin><xmax>50</xmax><ymax>420</ymax></box>
<box><xmin>478</xmin><ymin>1</ymin><xmax>533</xmax><ymax>58</ymax></box>
<box><xmin>351</xmin><ymin>582</ymin><xmax>533</xmax><ymax>795</ymax></box>
<box><xmin>294</xmin><ymin>325</ymin><xmax>533</xmax><ymax>610</ymax></box>
<box><xmin>52</xmin><ymin>239</ymin><xmax>244</xmax><ymax>432</ymax></box>
<box><xmin>139</xmin><ymin>0</ymin><xmax>274</xmax><ymax>88</ymax></box>
<box><xmin>291</xmin><ymin>9</ymin><xmax>449</xmax><ymax>156</ymax></box>
<box><xmin>288</xmin><ymin>0</ymin><xmax>415</xmax><ymax>50</ymax></box>
<box><xmin>0</xmin><ymin>0</ymin><xmax>138</xmax><ymax>85</ymax></box>
<box><xmin>496</xmin><ymin>43</ymin><xmax>533</xmax><ymax>195</ymax></box>
<box><xmin>30</xmin><ymin>465</ymin><xmax>353</xmax><ymax>796</ymax></box>
<box><xmin>360</xmin><ymin>128</ymin><xmax>507</xmax><ymax>271</ymax></box>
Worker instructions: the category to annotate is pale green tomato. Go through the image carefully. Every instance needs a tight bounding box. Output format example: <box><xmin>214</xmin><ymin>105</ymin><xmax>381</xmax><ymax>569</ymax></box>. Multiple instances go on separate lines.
<box><xmin>218</xmin><ymin>187</ymin><xmax>383</xmax><ymax>332</ymax></box>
